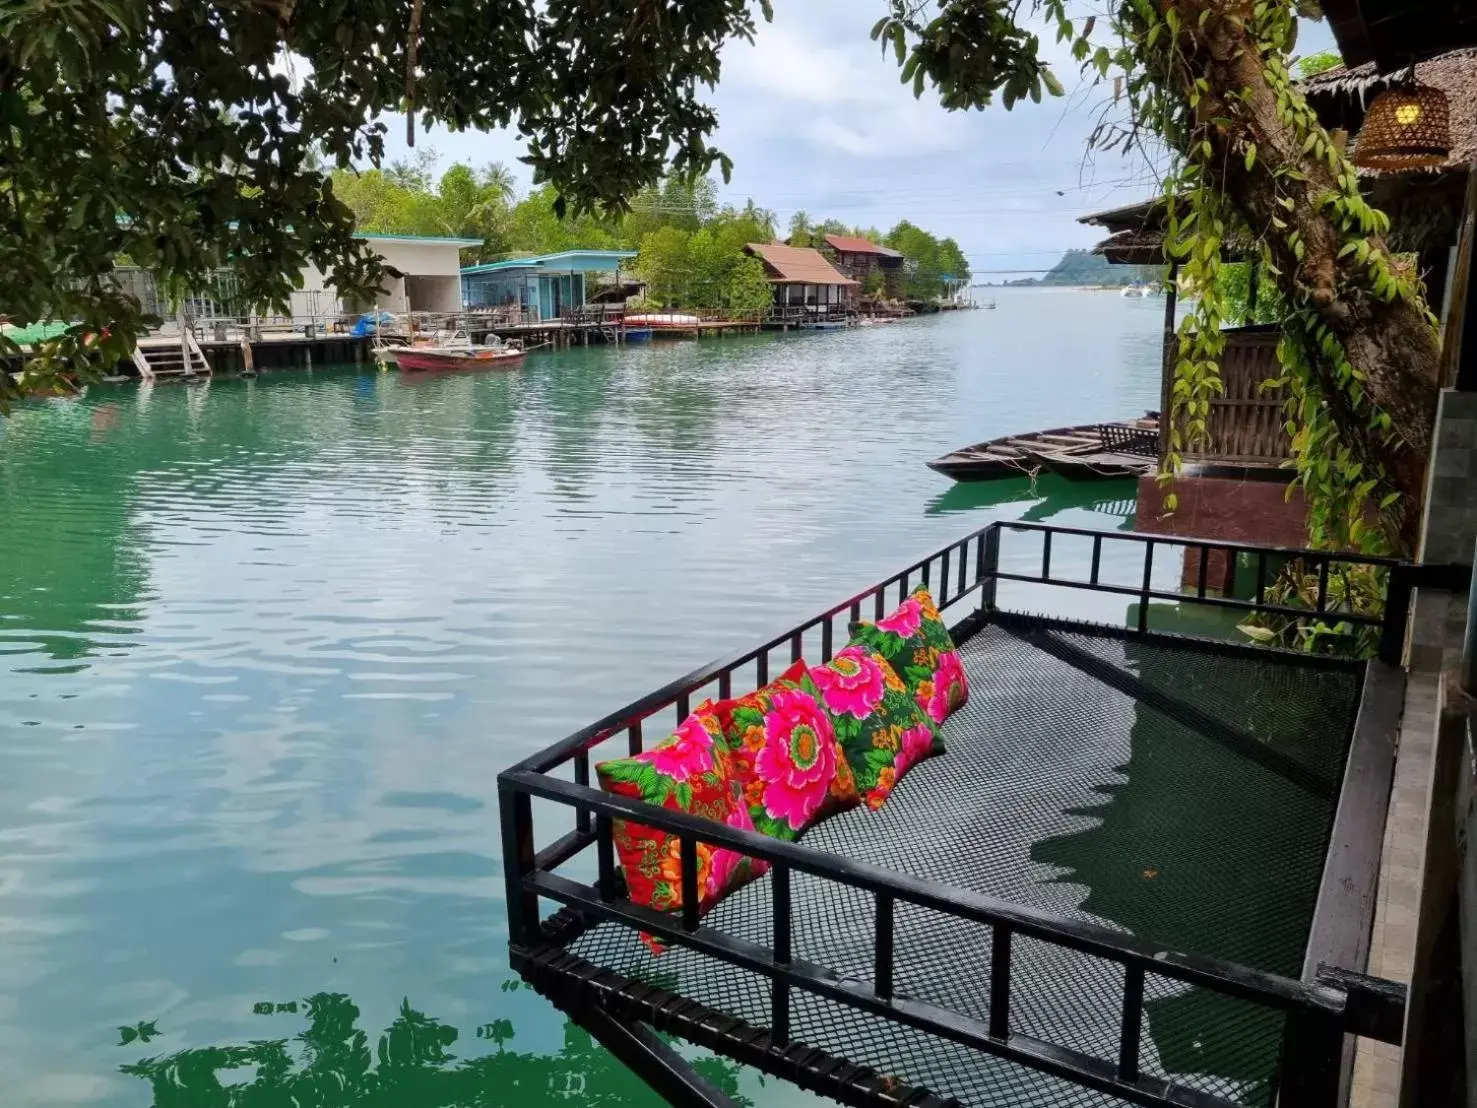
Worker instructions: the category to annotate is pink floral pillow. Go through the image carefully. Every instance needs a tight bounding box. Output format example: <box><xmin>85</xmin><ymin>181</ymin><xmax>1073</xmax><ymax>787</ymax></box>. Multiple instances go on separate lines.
<box><xmin>596</xmin><ymin>707</ymin><xmax>769</xmax><ymax>948</ymax></box>
<box><xmin>849</xmin><ymin>585</ymin><xmax>968</xmax><ymax>731</ymax></box>
<box><xmin>804</xmin><ymin>645</ymin><xmax>939</xmax><ymax>808</ymax></box>
<box><xmin>706</xmin><ymin>661</ymin><xmax>858</xmax><ymax>841</ymax></box>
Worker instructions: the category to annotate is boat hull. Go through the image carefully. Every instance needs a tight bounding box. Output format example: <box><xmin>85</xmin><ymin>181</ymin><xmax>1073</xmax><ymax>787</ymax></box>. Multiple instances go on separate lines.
<box><xmin>925</xmin><ymin>456</ymin><xmax>1021</xmax><ymax>481</ymax></box>
<box><xmin>1023</xmin><ymin>450</ymin><xmax>1155</xmax><ymax>480</ymax></box>
<box><xmin>927</xmin><ymin>416</ymin><xmax>1158</xmax><ymax>483</ymax></box>
<box><xmin>390</xmin><ymin>348</ymin><xmax>525</xmax><ymax>372</ymax></box>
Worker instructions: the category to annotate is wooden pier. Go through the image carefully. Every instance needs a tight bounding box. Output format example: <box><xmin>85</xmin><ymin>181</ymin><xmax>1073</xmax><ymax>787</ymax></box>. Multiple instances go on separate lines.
<box><xmin>45</xmin><ymin>300</ymin><xmax>882</xmax><ymax>388</ymax></box>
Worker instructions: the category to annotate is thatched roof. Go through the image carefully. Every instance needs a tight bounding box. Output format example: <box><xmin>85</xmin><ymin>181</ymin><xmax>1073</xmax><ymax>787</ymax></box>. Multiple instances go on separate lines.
<box><xmin>1081</xmin><ymin>205</ymin><xmax>1249</xmax><ymax>265</ymax></box>
<box><xmin>1081</xmin><ymin>50</ymin><xmax>1476</xmax><ymax>264</ymax></box>
<box><xmin>1091</xmin><ymin>229</ymin><xmax>1170</xmax><ymax>266</ymax></box>
<box><xmin>1078</xmin><ymin>200</ymin><xmax>1163</xmax><ymax>237</ymax></box>
<box><xmin>1300</xmin><ymin>47</ymin><xmax>1477</xmax><ymax>171</ymax></box>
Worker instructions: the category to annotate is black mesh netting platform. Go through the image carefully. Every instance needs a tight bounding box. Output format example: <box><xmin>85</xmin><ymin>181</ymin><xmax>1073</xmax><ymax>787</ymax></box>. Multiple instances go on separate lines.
<box><xmin>564</xmin><ymin>620</ymin><xmax>1363</xmax><ymax>1108</ymax></box>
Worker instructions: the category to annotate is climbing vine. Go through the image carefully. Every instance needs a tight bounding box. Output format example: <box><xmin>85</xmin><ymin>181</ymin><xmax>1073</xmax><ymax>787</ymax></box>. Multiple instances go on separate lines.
<box><xmin>1027</xmin><ymin>0</ymin><xmax>1437</xmax><ymax>556</ymax></box>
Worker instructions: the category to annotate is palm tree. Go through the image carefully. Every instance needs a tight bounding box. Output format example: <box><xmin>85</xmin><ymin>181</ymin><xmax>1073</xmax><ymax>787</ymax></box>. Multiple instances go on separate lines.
<box><xmin>742</xmin><ymin>199</ymin><xmax>777</xmax><ymax>240</ymax></box>
<box><xmin>478</xmin><ymin>162</ymin><xmax>517</xmax><ymax>204</ymax></box>
<box><xmin>787</xmin><ymin>210</ymin><xmax>811</xmax><ymax>247</ymax></box>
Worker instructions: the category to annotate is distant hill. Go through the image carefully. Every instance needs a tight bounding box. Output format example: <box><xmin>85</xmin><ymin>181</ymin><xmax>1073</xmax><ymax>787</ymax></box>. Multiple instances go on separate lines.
<box><xmin>997</xmin><ymin>249</ymin><xmax>1163</xmax><ymax>288</ymax></box>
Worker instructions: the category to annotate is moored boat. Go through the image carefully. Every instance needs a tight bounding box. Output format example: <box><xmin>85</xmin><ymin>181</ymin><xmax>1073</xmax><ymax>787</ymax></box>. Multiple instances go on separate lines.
<box><xmin>385</xmin><ymin>330</ymin><xmax>525</xmax><ymax>372</ymax></box>
<box><xmin>624</xmin><ymin>312</ymin><xmax>700</xmax><ymax>330</ymax></box>
<box><xmin>927</xmin><ymin>413</ymin><xmax>1158</xmax><ymax>482</ymax></box>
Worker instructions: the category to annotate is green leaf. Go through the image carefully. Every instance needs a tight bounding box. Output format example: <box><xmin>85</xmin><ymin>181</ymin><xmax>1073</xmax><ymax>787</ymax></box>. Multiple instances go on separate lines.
<box><xmin>1244</xmin><ymin>144</ymin><xmax>1256</xmax><ymax>171</ymax></box>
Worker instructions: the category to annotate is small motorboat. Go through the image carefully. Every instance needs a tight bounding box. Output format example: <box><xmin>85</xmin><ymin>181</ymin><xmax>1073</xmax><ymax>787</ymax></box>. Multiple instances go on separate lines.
<box><xmin>927</xmin><ymin>414</ymin><xmax>1159</xmax><ymax>483</ymax></box>
<box><xmin>385</xmin><ymin>330</ymin><xmax>525</xmax><ymax>372</ymax></box>
<box><xmin>624</xmin><ymin>313</ymin><xmax>700</xmax><ymax>330</ymax></box>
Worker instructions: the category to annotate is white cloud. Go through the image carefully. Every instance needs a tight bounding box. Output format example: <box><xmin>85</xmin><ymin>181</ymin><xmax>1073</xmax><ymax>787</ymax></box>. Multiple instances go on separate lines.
<box><xmin>721</xmin><ymin>24</ymin><xmax>859</xmax><ymax>106</ymax></box>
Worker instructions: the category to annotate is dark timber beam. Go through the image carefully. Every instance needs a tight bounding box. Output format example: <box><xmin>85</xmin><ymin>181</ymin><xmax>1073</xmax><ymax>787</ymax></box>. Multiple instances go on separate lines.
<box><xmin>1302</xmin><ymin>659</ymin><xmax>1407</xmax><ymax>1106</ymax></box>
<box><xmin>578</xmin><ymin>1006</ymin><xmax>745</xmax><ymax>1108</ymax></box>
<box><xmin>1452</xmin><ymin>170</ymin><xmax>1477</xmax><ymax>392</ymax></box>
<box><xmin>1304</xmin><ymin>660</ymin><xmax>1406</xmax><ymax>979</ymax></box>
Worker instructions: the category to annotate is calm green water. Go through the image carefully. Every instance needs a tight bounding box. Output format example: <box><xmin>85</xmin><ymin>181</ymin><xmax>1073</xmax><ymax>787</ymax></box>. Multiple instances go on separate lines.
<box><xmin>0</xmin><ymin>291</ymin><xmax>1169</xmax><ymax>1106</ymax></box>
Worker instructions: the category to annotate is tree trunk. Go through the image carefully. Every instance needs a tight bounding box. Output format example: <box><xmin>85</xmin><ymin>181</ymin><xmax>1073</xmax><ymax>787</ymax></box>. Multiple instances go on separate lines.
<box><xmin>1167</xmin><ymin>0</ymin><xmax>1440</xmax><ymax>552</ymax></box>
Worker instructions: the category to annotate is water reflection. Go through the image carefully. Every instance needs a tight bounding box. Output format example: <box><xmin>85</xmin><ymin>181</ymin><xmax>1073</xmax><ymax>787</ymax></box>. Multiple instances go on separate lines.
<box><xmin>123</xmin><ymin>992</ymin><xmax>751</xmax><ymax>1108</ymax></box>
<box><xmin>0</xmin><ymin>296</ymin><xmax>1166</xmax><ymax>1101</ymax></box>
<box><xmin>1028</xmin><ymin>637</ymin><xmax>1357</xmax><ymax>1105</ymax></box>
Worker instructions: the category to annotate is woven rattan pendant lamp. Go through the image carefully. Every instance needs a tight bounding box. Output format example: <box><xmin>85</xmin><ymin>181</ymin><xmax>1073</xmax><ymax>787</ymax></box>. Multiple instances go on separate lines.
<box><xmin>1353</xmin><ymin>79</ymin><xmax>1452</xmax><ymax>170</ymax></box>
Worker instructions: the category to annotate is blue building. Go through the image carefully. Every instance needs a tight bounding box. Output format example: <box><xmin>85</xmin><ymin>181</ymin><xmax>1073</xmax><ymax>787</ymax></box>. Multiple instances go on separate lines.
<box><xmin>461</xmin><ymin>250</ymin><xmax>637</xmax><ymax>320</ymax></box>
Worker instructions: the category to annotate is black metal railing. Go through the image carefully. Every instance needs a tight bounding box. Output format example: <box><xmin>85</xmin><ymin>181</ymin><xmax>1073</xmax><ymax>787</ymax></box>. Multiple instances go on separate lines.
<box><xmin>498</xmin><ymin>521</ymin><xmax>1417</xmax><ymax>1108</ymax></box>
<box><xmin>991</xmin><ymin>520</ymin><xmax>1413</xmax><ymax>662</ymax></box>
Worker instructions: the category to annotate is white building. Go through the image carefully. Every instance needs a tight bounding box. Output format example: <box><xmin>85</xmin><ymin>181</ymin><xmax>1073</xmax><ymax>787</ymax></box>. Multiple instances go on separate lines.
<box><xmin>291</xmin><ymin>233</ymin><xmax>481</xmax><ymax>319</ymax></box>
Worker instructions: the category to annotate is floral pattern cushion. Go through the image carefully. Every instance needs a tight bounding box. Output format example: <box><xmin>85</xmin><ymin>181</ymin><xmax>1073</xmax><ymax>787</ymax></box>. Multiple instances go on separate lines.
<box><xmin>804</xmin><ymin>644</ymin><xmax>938</xmax><ymax>808</ymax></box>
<box><xmin>849</xmin><ymin>585</ymin><xmax>968</xmax><ymax>731</ymax></box>
<box><xmin>595</xmin><ymin>708</ymin><xmax>769</xmax><ymax>939</ymax></box>
<box><xmin>705</xmin><ymin>661</ymin><xmax>858</xmax><ymax>841</ymax></box>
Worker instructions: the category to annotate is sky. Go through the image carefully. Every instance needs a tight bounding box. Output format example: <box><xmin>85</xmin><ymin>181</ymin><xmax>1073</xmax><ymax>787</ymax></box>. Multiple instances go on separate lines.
<box><xmin>371</xmin><ymin>3</ymin><xmax>1338</xmax><ymax>281</ymax></box>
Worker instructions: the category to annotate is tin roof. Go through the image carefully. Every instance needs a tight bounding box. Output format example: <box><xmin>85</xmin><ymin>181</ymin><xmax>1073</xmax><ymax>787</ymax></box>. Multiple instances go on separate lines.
<box><xmin>462</xmin><ymin>249</ymin><xmax>637</xmax><ymax>276</ymax></box>
<box><xmin>744</xmin><ymin>243</ymin><xmax>858</xmax><ymax>285</ymax></box>
<box><xmin>822</xmin><ymin>234</ymin><xmax>902</xmax><ymax>258</ymax></box>
<box><xmin>358</xmin><ymin>232</ymin><xmax>483</xmax><ymax>247</ymax></box>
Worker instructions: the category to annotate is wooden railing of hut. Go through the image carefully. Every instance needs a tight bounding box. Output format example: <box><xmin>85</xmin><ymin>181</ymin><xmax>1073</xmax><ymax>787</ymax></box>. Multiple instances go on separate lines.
<box><xmin>1169</xmin><ymin>325</ymin><xmax>1293</xmax><ymax>468</ymax></box>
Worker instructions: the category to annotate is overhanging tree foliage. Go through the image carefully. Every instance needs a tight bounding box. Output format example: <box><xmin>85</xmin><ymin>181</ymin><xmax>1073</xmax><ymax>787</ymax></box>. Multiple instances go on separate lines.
<box><xmin>872</xmin><ymin>0</ymin><xmax>1439</xmax><ymax>554</ymax></box>
<box><xmin>4</xmin><ymin>0</ymin><xmax>1442</xmax><ymax>557</ymax></box>
<box><xmin>0</xmin><ymin>0</ymin><xmax>770</xmax><ymax>409</ymax></box>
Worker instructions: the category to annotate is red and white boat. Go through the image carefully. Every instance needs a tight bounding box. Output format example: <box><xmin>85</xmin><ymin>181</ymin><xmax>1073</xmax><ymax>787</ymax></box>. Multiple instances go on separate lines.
<box><xmin>386</xmin><ymin>331</ymin><xmax>525</xmax><ymax>372</ymax></box>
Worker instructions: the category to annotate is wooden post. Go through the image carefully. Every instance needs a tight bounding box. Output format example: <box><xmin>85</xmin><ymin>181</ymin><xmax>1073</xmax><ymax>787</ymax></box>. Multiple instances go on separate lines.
<box><xmin>1446</xmin><ymin>169</ymin><xmax>1477</xmax><ymax>390</ymax></box>
<box><xmin>240</xmin><ymin>338</ymin><xmax>255</xmax><ymax>376</ymax></box>
<box><xmin>1159</xmin><ymin>261</ymin><xmax>1180</xmax><ymax>461</ymax></box>
<box><xmin>177</xmin><ymin>308</ymin><xmax>193</xmax><ymax>376</ymax></box>
<box><xmin>1397</xmin><ymin>696</ymin><xmax>1467</xmax><ymax>1107</ymax></box>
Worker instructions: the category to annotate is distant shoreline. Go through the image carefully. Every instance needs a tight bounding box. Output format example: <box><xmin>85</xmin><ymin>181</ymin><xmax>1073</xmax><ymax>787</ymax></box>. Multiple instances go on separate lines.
<box><xmin>980</xmin><ymin>285</ymin><xmax>1153</xmax><ymax>292</ymax></box>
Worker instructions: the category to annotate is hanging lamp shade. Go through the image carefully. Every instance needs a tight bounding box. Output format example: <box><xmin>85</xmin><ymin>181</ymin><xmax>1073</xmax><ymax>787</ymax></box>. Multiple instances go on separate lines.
<box><xmin>1353</xmin><ymin>83</ymin><xmax>1452</xmax><ymax>170</ymax></box>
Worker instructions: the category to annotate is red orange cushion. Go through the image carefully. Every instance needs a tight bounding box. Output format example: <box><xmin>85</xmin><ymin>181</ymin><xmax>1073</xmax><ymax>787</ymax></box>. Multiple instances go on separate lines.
<box><xmin>805</xmin><ymin>645</ymin><xmax>938</xmax><ymax>808</ymax></box>
<box><xmin>595</xmin><ymin>707</ymin><xmax>768</xmax><ymax>936</ymax></box>
<box><xmin>705</xmin><ymin>661</ymin><xmax>858</xmax><ymax>840</ymax></box>
<box><xmin>849</xmin><ymin>585</ymin><xmax>968</xmax><ymax>729</ymax></box>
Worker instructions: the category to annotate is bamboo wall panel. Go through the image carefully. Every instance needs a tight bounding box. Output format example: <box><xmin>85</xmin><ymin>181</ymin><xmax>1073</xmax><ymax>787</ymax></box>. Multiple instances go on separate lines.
<box><xmin>1179</xmin><ymin>329</ymin><xmax>1292</xmax><ymax>466</ymax></box>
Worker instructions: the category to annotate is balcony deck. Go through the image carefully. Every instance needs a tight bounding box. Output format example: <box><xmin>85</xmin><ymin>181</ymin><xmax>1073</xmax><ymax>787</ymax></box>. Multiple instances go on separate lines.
<box><xmin>567</xmin><ymin>619</ymin><xmax>1359</xmax><ymax>1106</ymax></box>
<box><xmin>500</xmin><ymin>523</ymin><xmax>1418</xmax><ymax>1108</ymax></box>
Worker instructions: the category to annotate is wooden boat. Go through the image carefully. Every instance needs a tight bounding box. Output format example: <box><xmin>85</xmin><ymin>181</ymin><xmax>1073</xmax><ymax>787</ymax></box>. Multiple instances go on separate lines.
<box><xmin>927</xmin><ymin>414</ymin><xmax>1158</xmax><ymax>483</ymax></box>
<box><xmin>1022</xmin><ymin>447</ymin><xmax>1155</xmax><ymax>480</ymax></box>
<box><xmin>386</xmin><ymin>330</ymin><xmax>525</xmax><ymax>372</ymax></box>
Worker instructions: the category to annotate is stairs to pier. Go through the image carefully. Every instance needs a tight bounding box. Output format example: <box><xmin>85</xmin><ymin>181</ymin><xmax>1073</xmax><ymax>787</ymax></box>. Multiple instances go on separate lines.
<box><xmin>131</xmin><ymin>334</ymin><xmax>210</xmax><ymax>380</ymax></box>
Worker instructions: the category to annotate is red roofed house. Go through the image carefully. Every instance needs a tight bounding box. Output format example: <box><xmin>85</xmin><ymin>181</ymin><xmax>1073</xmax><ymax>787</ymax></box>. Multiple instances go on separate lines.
<box><xmin>821</xmin><ymin>234</ymin><xmax>905</xmax><ymax>298</ymax></box>
<box><xmin>743</xmin><ymin>242</ymin><xmax>859</xmax><ymax>319</ymax></box>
